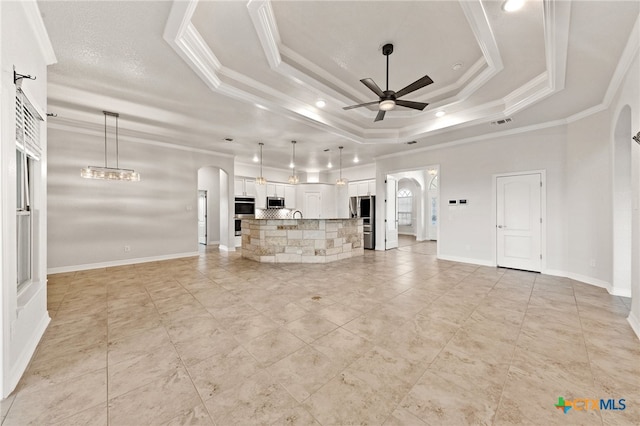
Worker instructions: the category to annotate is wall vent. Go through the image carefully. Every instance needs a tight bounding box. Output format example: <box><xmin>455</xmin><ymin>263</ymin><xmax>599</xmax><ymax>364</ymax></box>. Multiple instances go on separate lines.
<box><xmin>491</xmin><ymin>118</ymin><xmax>512</xmax><ymax>126</ymax></box>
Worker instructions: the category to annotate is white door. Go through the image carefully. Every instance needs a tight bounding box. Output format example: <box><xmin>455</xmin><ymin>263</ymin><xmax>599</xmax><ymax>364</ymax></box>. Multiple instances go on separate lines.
<box><xmin>198</xmin><ymin>190</ymin><xmax>207</xmax><ymax>245</ymax></box>
<box><xmin>304</xmin><ymin>192</ymin><xmax>321</xmax><ymax>219</ymax></box>
<box><xmin>496</xmin><ymin>173</ymin><xmax>542</xmax><ymax>271</ymax></box>
<box><xmin>386</xmin><ymin>176</ymin><xmax>398</xmax><ymax>249</ymax></box>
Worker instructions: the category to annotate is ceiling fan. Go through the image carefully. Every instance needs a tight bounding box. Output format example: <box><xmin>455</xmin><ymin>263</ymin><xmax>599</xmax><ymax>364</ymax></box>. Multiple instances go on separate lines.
<box><xmin>343</xmin><ymin>43</ymin><xmax>434</xmax><ymax>122</ymax></box>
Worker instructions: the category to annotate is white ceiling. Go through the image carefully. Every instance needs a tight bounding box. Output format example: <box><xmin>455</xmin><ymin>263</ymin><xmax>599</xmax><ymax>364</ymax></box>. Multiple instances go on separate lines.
<box><xmin>40</xmin><ymin>0</ymin><xmax>639</xmax><ymax>172</ymax></box>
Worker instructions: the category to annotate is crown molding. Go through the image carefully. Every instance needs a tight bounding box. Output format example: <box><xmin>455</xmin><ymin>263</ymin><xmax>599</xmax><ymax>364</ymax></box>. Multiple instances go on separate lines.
<box><xmin>48</xmin><ymin>118</ymin><xmax>235</xmax><ymax>158</ymax></box>
<box><xmin>502</xmin><ymin>0</ymin><xmax>570</xmax><ymax>117</ymax></box>
<box><xmin>375</xmin><ymin>118</ymin><xmax>567</xmax><ymax>161</ymax></box>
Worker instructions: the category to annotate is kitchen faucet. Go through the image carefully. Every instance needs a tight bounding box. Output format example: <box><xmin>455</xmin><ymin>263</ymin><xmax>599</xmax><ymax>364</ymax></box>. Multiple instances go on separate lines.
<box><xmin>292</xmin><ymin>210</ymin><xmax>303</xmax><ymax>219</ymax></box>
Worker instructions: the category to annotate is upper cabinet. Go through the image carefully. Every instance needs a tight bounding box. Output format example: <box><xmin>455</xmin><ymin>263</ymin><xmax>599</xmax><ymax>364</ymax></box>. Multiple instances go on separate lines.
<box><xmin>234</xmin><ymin>178</ymin><xmax>256</xmax><ymax>197</ymax></box>
<box><xmin>255</xmin><ymin>183</ymin><xmax>266</xmax><ymax>209</ymax></box>
<box><xmin>265</xmin><ymin>183</ymin><xmax>283</xmax><ymax>197</ymax></box>
<box><xmin>251</xmin><ymin>181</ymin><xmax>295</xmax><ymax>209</ymax></box>
<box><xmin>348</xmin><ymin>179</ymin><xmax>376</xmax><ymax>197</ymax></box>
<box><xmin>284</xmin><ymin>186</ymin><xmax>296</xmax><ymax>209</ymax></box>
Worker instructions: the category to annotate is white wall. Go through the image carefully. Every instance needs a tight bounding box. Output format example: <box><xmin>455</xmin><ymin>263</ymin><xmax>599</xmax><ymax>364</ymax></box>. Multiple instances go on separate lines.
<box><xmin>47</xmin><ymin>125</ymin><xmax>234</xmax><ymax>271</ymax></box>
<box><xmin>376</xmin><ymin>126</ymin><xmax>567</xmax><ymax>271</ymax></box>
<box><xmin>235</xmin><ymin>162</ymin><xmax>291</xmax><ymax>183</ymax></box>
<box><xmin>1</xmin><ymin>1</ymin><xmax>56</xmax><ymax>398</ymax></box>
<box><xmin>607</xmin><ymin>50</ymin><xmax>640</xmax><ymax>334</ymax></box>
<box><xmin>565</xmin><ymin>111</ymin><xmax>613</xmax><ymax>285</ymax></box>
<box><xmin>197</xmin><ymin>166</ymin><xmax>220</xmax><ymax>244</ymax></box>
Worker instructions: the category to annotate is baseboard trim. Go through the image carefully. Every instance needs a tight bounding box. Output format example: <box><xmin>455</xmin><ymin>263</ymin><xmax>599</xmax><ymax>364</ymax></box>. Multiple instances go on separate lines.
<box><xmin>627</xmin><ymin>311</ymin><xmax>640</xmax><ymax>340</ymax></box>
<box><xmin>436</xmin><ymin>254</ymin><xmax>494</xmax><ymax>267</ymax></box>
<box><xmin>4</xmin><ymin>312</ymin><xmax>50</xmax><ymax>398</ymax></box>
<box><xmin>47</xmin><ymin>251</ymin><xmax>199</xmax><ymax>274</ymax></box>
<box><xmin>565</xmin><ymin>272</ymin><xmax>612</xmax><ymax>292</ymax></box>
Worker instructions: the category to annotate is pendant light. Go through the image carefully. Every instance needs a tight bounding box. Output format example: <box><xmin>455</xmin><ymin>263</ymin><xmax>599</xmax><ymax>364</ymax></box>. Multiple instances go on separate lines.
<box><xmin>81</xmin><ymin>111</ymin><xmax>140</xmax><ymax>181</ymax></box>
<box><xmin>256</xmin><ymin>142</ymin><xmax>267</xmax><ymax>185</ymax></box>
<box><xmin>288</xmin><ymin>140</ymin><xmax>299</xmax><ymax>184</ymax></box>
<box><xmin>336</xmin><ymin>146</ymin><xmax>347</xmax><ymax>186</ymax></box>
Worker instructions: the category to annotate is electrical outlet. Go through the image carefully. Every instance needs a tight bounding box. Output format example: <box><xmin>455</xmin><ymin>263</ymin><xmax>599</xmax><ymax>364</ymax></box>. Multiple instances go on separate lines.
<box><xmin>124</xmin><ymin>245</ymin><xmax>131</xmax><ymax>252</ymax></box>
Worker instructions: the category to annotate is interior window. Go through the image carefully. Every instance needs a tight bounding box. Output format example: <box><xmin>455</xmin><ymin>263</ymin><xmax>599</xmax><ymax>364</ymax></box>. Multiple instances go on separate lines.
<box><xmin>397</xmin><ymin>188</ymin><xmax>412</xmax><ymax>226</ymax></box>
<box><xmin>16</xmin><ymin>149</ymin><xmax>32</xmax><ymax>288</ymax></box>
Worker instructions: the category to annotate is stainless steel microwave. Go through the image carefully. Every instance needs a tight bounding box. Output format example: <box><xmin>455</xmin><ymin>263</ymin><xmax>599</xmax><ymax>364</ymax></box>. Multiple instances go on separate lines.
<box><xmin>266</xmin><ymin>197</ymin><xmax>285</xmax><ymax>209</ymax></box>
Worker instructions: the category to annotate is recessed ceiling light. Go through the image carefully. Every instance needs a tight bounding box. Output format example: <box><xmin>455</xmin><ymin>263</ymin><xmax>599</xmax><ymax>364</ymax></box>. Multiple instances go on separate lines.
<box><xmin>253</xmin><ymin>155</ymin><xmax>259</xmax><ymax>163</ymax></box>
<box><xmin>315</xmin><ymin>99</ymin><xmax>326</xmax><ymax>108</ymax></box>
<box><xmin>435</xmin><ymin>111</ymin><xmax>446</xmax><ymax>118</ymax></box>
<box><xmin>452</xmin><ymin>63</ymin><xmax>463</xmax><ymax>71</ymax></box>
<box><xmin>327</xmin><ymin>162</ymin><xmax>333</xmax><ymax>168</ymax></box>
<box><xmin>353</xmin><ymin>156</ymin><xmax>359</xmax><ymax>163</ymax></box>
<box><xmin>502</xmin><ymin>0</ymin><xmax>525</xmax><ymax>12</ymax></box>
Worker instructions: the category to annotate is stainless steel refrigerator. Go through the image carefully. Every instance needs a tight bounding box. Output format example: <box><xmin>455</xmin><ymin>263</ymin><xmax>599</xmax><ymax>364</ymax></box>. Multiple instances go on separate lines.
<box><xmin>350</xmin><ymin>196</ymin><xmax>375</xmax><ymax>249</ymax></box>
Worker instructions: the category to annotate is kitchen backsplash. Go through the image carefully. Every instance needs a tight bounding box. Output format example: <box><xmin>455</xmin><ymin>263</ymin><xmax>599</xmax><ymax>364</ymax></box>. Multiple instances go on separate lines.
<box><xmin>255</xmin><ymin>209</ymin><xmax>292</xmax><ymax>219</ymax></box>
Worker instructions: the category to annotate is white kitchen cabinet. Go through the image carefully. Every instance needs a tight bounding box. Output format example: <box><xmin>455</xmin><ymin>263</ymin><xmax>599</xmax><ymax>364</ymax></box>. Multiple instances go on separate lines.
<box><xmin>367</xmin><ymin>180</ymin><xmax>376</xmax><ymax>196</ymax></box>
<box><xmin>255</xmin><ymin>184</ymin><xmax>266</xmax><ymax>209</ymax></box>
<box><xmin>234</xmin><ymin>178</ymin><xmax>257</xmax><ymax>197</ymax></box>
<box><xmin>234</xmin><ymin>178</ymin><xmax>244</xmax><ymax>196</ymax></box>
<box><xmin>265</xmin><ymin>183</ymin><xmax>286</xmax><ymax>197</ymax></box>
<box><xmin>244</xmin><ymin>179</ymin><xmax>257</xmax><ymax>197</ymax></box>
<box><xmin>357</xmin><ymin>181</ymin><xmax>369</xmax><ymax>197</ymax></box>
<box><xmin>348</xmin><ymin>182</ymin><xmax>358</xmax><ymax>197</ymax></box>
<box><xmin>348</xmin><ymin>179</ymin><xmax>376</xmax><ymax>197</ymax></box>
<box><xmin>284</xmin><ymin>185</ymin><xmax>296</xmax><ymax>209</ymax></box>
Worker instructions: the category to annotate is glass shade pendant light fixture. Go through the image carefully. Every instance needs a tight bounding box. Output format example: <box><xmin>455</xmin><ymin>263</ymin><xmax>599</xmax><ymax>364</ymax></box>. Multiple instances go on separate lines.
<box><xmin>288</xmin><ymin>140</ymin><xmax>299</xmax><ymax>184</ymax></box>
<box><xmin>336</xmin><ymin>146</ymin><xmax>347</xmax><ymax>186</ymax></box>
<box><xmin>81</xmin><ymin>111</ymin><xmax>140</xmax><ymax>181</ymax></box>
<box><xmin>256</xmin><ymin>142</ymin><xmax>267</xmax><ymax>185</ymax></box>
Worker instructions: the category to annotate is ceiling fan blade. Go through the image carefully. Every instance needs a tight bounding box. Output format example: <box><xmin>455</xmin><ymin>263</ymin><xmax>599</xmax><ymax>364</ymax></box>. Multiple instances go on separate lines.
<box><xmin>374</xmin><ymin>110</ymin><xmax>386</xmax><ymax>122</ymax></box>
<box><xmin>343</xmin><ymin>101</ymin><xmax>380</xmax><ymax>111</ymax></box>
<box><xmin>360</xmin><ymin>78</ymin><xmax>385</xmax><ymax>98</ymax></box>
<box><xmin>395</xmin><ymin>75</ymin><xmax>434</xmax><ymax>99</ymax></box>
<box><xmin>395</xmin><ymin>99</ymin><xmax>429</xmax><ymax>111</ymax></box>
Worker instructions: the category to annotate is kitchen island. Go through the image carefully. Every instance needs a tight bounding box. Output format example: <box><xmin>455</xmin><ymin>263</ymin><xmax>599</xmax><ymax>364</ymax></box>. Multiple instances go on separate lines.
<box><xmin>241</xmin><ymin>218</ymin><xmax>363</xmax><ymax>263</ymax></box>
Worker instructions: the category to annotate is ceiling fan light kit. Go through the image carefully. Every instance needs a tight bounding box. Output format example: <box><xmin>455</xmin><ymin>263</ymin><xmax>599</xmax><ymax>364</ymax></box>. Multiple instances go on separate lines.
<box><xmin>343</xmin><ymin>43</ymin><xmax>433</xmax><ymax>122</ymax></box>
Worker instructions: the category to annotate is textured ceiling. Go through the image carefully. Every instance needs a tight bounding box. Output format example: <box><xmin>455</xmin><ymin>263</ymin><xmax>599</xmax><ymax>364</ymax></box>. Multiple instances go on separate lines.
<box><xmin>40</xmin><ymin>0</ymin><xmax>639</xmax><ymax>172</ymax></box>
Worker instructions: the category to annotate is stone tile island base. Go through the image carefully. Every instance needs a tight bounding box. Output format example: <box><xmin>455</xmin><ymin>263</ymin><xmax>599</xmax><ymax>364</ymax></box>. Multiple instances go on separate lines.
<box><xmin>241</xmin><ymin>218</ymin><xmax>364</xmax><ymax>263</ymax></box>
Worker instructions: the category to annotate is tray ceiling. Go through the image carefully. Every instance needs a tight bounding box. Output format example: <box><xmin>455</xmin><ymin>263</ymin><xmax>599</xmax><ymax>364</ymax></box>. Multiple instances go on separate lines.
<box><xmin>41</xmin><ymin>0</ymin><xmax>639</xmax><ymax>171</ymax></box>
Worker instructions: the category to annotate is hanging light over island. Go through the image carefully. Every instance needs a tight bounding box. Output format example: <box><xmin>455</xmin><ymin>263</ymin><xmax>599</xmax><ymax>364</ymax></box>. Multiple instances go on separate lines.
<box><xmin>81</xmin><ymin>111</ymin><xmax>140</xmax><ymax>181</ymax></box>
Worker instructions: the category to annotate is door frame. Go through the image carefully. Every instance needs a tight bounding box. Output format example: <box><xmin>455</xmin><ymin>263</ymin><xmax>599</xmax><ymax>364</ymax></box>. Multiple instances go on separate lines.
<box><xmin>385</xmin><ymin>175</ymin><xmax>398</xmax><ymax>250</ymax></box>
<box><xmin>198</xmin><ymin>189</ymin><xmax>208</xmax><ymax>245</ymax></box>
<box><xmin>492</xmin><ymin>170</ymin><xmax>547</xmax><ymax>272</ymax></box>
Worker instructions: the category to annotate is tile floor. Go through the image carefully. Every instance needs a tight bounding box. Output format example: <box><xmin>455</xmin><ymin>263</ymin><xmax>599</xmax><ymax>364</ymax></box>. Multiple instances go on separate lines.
<box><xmin>2</xmin><ymin>238</ymin><xmax>639</xmax><ymax>425</ymax></box>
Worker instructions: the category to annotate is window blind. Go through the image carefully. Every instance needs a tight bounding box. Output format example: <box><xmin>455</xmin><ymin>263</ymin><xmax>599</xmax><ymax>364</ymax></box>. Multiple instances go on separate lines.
<box><xmin>15</xmin><ymin>89</ymin><xmax>43</xmax><ymax>161</ymax></box>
